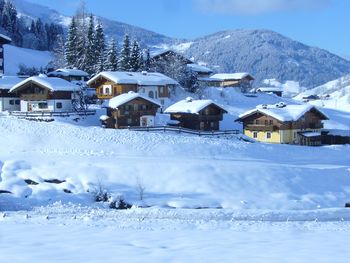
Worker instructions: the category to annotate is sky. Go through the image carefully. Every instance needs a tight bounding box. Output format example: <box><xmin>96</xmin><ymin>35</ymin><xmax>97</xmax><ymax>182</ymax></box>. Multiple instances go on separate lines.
<box><xmin>27</xmin><ymin>0</ymin><xmax>350</xmax><ymax>59</ymax></box>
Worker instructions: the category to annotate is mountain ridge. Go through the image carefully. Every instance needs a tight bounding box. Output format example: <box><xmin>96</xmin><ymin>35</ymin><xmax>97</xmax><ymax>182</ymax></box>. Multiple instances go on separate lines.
<box><xmin>10</xmin><ymin>0</ymin><xmax>350</xmax><ymax>88</ymax></box>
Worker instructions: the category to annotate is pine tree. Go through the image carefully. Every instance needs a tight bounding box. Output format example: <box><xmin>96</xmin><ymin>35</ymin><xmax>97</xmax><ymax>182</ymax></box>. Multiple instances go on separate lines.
<box><xmin>105</xmin><ymin>38</ymin><xmax>118</xmax><ymax>71</ymax></box>
<box><xmin>142</xmin><ymin>48</ymin><xmax>151</xmax><ymax>71</ymax></box>
<box><xmin>65</xmin><ymin>17</ymin><xmax>79</xmax><ymax>68</ymax></box>
<box><xmin>130</xmin><ymin>40</ymin><xmax>141</xmax><ymax>72</ymax></box>
<box><xmin>94</xmin><ymin>20</ymin><xmax>106</xmax><ymax>73</ymax></box>
<box><xmin>35</xmin><ymin>19</ymin><xmax>47</xmax><ymax>50</ymax></box>
<box><xmin>119</xmin><ymin>34</ymin><xmax>131</xmax><ymax>71</ymax></box>
<box><xmin>85</xmin><ymin>14</ymin><xmax>96</xmax><ymax>74</ymax></box>
<box><xmin>51</xmin><ymin>35</ymin><xmax>66</xmax><ymax>69</ymax></box>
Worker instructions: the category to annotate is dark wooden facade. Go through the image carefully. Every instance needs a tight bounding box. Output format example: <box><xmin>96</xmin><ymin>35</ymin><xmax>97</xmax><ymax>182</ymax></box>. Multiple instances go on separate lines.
<box><xmin>0</xmin><ymin>35</ymin><xmax>11</xmax><ymax>75</ymax></box>
<box><xmin>104</xmin><ymin>97</ymin><xmax>160</xmax><ymax>129</ymax></box>
<box><xmin>1</xmin><ymin>89</ymin><xmax>18</xmax><ymax>98</ymax></box>
<box><xmin>13</xmin><ymin>81</ymin><xmax>73</xmax><ymax>101</ymax></box>
<box><xmin>169</xmin><ymin>104</ymin><xmax>226</xmax><ymax>131</ymax></box>
<box><xmin>89</xmin><ymin>76</ymin><xmax>138</xmax><ymax>100</ymax></box>
<box><xmin>151</xmin><ymin>50</ymin><xmax>192</xmax><ymax>66</ymax></box>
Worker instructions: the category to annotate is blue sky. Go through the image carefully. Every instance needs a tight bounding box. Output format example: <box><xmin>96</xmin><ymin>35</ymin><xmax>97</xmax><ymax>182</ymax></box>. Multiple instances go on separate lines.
<box><xmin>28</xmin><ymin>0</ymin><xmax>349</xmax><ymax>59</ymax></box>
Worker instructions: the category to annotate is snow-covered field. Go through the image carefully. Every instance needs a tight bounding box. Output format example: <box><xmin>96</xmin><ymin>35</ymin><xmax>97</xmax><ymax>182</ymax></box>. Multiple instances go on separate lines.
<box><xmin>1</xmin><ymin>90</ymin><xmax>350</xmax><ymax>262</ymax></box>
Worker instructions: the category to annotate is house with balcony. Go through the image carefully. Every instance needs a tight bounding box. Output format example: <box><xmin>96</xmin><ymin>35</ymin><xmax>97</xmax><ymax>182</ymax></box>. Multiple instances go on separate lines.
<box><xmin>101</xmin><ymin>91</ymin><xmax>161</xmax><ymax>129</ymax></box>
<box><xmin>87</xmin><ymin>71</ymin><xmax>178</xmax><ymax>108</ymax></box>
<box><xmin>236</xmin><ymin>102</ymin><xmax>328</xmax><ymax>146</ymax></box>
<box><xmin>9</xmin><ymin>75</ymin><xmax>78</xmax><ymax>112</ymax></box>
<box><xmin>164</xmin><ymin>97</ymin><xmax>227</xmax><ymax>131</ymax></box>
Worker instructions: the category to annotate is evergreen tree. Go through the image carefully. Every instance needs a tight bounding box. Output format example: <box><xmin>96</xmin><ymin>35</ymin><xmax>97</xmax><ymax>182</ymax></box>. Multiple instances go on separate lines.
<box><xmin>51</xmin><ymin>35</ymin><xmax>66</xmax><ymax>69</ymax></box>
<box><xmin>65</xmin><ymin>17</ymin><xmax>79</xmax><ymax>68</ymax></box>
<box><xmin>105</xmin><ymin>38</ymin><xmax>118</xmax><ymax>71</ymax></box>
<box><xmin>85</xmin><ymin>14</ymin><xmax>96</xmax><ymax>74</ymax></box>
<box><xmin>130</xmin><ymin>40</ymin><xmax>141</xmax><ymax>72</ymax></box>
<box><xmin>119</xmin><ymin>34</ymin><xmax>131</xmax><ymax>71</ymax></box>
<box><xmin>35</xmin><ymin>19</ymin><xmax>47</xmax><ymax>50</ymax></box>
<box><xmin>94</xmin><ymin>20</ymin><xmax>106</xmax><ymax>73</ymax></box>
<box><xmin>142</xmin><ymin>48</ymin><xmax>151</xmax><ymax>71</ymax></box>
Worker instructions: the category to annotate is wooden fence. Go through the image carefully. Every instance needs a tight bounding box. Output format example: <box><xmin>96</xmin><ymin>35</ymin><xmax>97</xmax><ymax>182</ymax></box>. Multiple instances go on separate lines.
<box><xmin>9</xmin><ymin>110</ymin><xmax>96</xmax><ymax>118</ymax></box>
<box><xmin>128</xmin><ymin>125</ymin><xmax>240</xmax><ymax>136</ymax></box>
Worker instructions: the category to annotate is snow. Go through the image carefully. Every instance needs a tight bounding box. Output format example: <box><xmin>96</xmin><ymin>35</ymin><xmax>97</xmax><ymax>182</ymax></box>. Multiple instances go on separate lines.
<box><xmin>238</xmin><ymin>103</ymin><xmax>327</xmax><ymax>122</ymax></box>
<box><xmin>210</xmin><ymin>72</ymin><xmax>254</xmax><ymax>80</ymax></box>
<box><xmin>172</xmin><ymin>41</ymin><xmax>193</xmax><ymax>52</ymax></box>
<box><xmin>263</xmin><ymin>79</ymin><xmax>305</xmax><ymax>97</ymax></box>
<box><xmin>186</xmin><ymin>63</ymin><xmax>213</xmax><ymax>73</ymax></box>
<box><xmin>300</xmin><ymin>131</ymin><xmax>322</xmax><ymax>137</ymax></box>
<box><xmin>256</xmin><ymin>87</ymin><xmax>283</xmax><ymax>92</ymax></box>
<box><xmin>0</xmin><ymin>34</ymin><xmax>12</xmax><ymax>42</ymax></box>
<box><xmin>88</xmin><ymin>71</ymin><xmax>179</xmax><ymax>86</ymax></box>
<box><xmin>47</xmin><ymin>68</ymin><xmax>89</xmax><ymax>77</ymax></box>
<box><xmin>10</xmin><ymin>76</ymin><xmax>78</xmax><ymax>92</ymax></box>
<box><xmin>4</xmin><ymin>45</ymin><xmax>52</xmax><ymax>75</ymax></box>
<box><xmin>105</xmin><ymin>92</ymin><xmax>161</xmax><ymax>109</ymax></box>
<box><xmin>164</xmin><ymin>98</ymin><xmax>226</xmax><ymax>114</ymax></box>
<box><xmin>0</xmin><ymin>76</ymin><xmax>23</xmax><ymax>90</ymax></box>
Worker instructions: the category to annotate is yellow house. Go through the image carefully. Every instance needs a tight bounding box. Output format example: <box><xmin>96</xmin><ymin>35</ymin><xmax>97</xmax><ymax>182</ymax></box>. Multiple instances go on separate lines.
<box><xmin>236</xmin><ymin>103</ymin><xmax>328</xmax><ymax>146</ymax></box>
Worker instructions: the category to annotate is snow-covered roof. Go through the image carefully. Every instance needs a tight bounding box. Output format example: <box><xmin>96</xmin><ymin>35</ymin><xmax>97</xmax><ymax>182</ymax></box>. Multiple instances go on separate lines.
<box><xmin>105</xmin><ymin>92</ymin><xmax>161</xmax><ymax>109</ymax></box>
<box><xmin>0</xmin><ymin>34</ymin><xmax>12</xmax><ymax>43</ymax></box>
<box><xmin>0</xmin><ymin>76</ymin><xmax>23</xmax><ymax>90</ymax></box>
<box><xmin>238</xmin><ymin>103</ymin><xmax>328</xmax><ymax>122</ymax></box>
<box><xmin>187</xmin><ymin>63</ymin><xmax>213</xmax><ymax>73</ymax></box>
<box><xmin>210</xmin><ymin>73</ymin><xmax>254</xmax><ymax>80</ymax></box>
<box><xmin>47</xmin><ymin>68</ymin><xmax>89</xmax><ymax>77</ymax></box>
<box><xmin>299</xmin><ymin>131</ymin><xmax>321</xmax><ymax>137</ymax></box>
<box><xmin>88</xmin><ymin>71</ymin><xmax>179</xmax><ymax>86</ymax></box>
<box><xmin>164</xmin><ymin>98</ymin><xmax>227</xmax><ymax>114</ymax></box>
<box><xmin>256</xmin><ymin>87</ymin><xmax>283</xmax><ymax>92</ymax></box>
<box><xmin>10</xmin><ymin>76</ymin><xmax>78</xmax><ymax>92</ymax></box>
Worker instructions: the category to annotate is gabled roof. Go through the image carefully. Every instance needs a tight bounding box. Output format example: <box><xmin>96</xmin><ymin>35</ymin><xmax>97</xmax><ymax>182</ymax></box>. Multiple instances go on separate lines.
<box><xmin>0</xmin><ymin>76</ymin><xmax>23</xmax><ymax>90</ymax></box>
<box><xmin>237</xmin><ymin>103</ymin><xmax>328</xmax><ymax>122</ymax></box>
<box><xmin>164</xmin><ymin>98</ymin><xmax>227</xmax><ymax>114</ymax></box>
<box><xmin>105</xmin><ymin>92</ymin><xmax>161</xmax><ymax>109</ymax></box>
<box><xmin>256</xmin><ymin>87</ymin><xmax>283</xmax><ymax>92</ymax></box>
<box><xmin>9</xmin><ymin>76</ymin><xmax>78</xmax><ymax>93</ymax></box>
<box><xmin>151</xmin><ymin>49</ymin><xmax>193</xmax><ymax>64</ymax></box>
<box><xmin>87</xmin><ymin>71</ymin><xmax>179</xmax><ymax>86</ymax></box>
<box><xmin>0</xmin><ymin>34</ymin><xmax>12</xmax><ymax>44</ymax></box>
<box><xmin>210</xmin><ymin>73</ymin><xmax>255</xmax><ymax>81</ymax></box>
<box><xmin>47</xmin><ymin>68</ymin><xmax>89</xmax><ymax>77</ymax></box>
<box><xmin>187</xmin><ymin>63</ymin><xmax>213</xmax><ymax>74</ymax></box>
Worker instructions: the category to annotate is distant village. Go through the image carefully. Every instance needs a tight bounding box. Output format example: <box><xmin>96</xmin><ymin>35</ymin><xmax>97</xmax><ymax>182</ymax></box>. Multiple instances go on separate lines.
<box><xmin>0</xmin><ymin>34</ymin><xmax>348</xmax><ymax>147</ymax></box>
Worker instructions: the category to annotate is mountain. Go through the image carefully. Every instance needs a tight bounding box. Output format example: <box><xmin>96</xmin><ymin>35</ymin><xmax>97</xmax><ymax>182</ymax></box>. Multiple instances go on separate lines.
<box><xmin>10</xmin><ymin>1</ymin><xmax>350</xmax><ymax>88</ymax></box>
<box><xmin>13</xmin><ymin>0</ymin><xmax>177</xmax><ymax>47</ymax></box>
<box><xmin>183</xmin><ymin>29</ymin><xmax>350</xmax><ymax>88</ymax></box>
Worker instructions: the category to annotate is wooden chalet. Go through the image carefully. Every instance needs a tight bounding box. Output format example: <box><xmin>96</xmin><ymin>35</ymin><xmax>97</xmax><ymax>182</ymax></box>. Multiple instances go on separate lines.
<box><xmin>151</xmin><ymin>50</ymin><xmax>193</xmax><ymax>66</ymax></box>
<box><xmin>0</xmin><ymin>76</ymin><xmax>22</xmax><ymax>111</ymax></box>
<box><xmin>87</xmin><ymin>71</ymin><xmax>178</xmax><ymax>107</ymax></box>
<box><xmin>101</xmin><ymin>92</ymin><xmax>161</xmax><ymax>129</ymax></box>
<box><xmin>9</xmin><ymin>76</ymin><xmax>78</xmax><ymax>112</ymax></box>
<box><xmin>236</xmin><ymin>103</ymin><xmax>328</xmax><ymax>146</ymax></box>
<box><xmin>0</xmin><ymin>34</ymin><xmax>11</xmax><ymax>75</ymax></box>
<box><xmin>47</xmin><ymin>68</ymin><xmax>89</xmax><ymax>82</ymax></box>
<box><xmin>198</xmin><ymin>73</ymin><xmax>254</xmax><ymax>92</ymax></box>
<box><xmin>164</xmin><ymin>98</ymin><xmax>227</xmax><ymax>131</ymax></box>
<box><xmin>255</xmin><ymin>87</ymin><xmax>283</xmax><ymax>97</ymax></box>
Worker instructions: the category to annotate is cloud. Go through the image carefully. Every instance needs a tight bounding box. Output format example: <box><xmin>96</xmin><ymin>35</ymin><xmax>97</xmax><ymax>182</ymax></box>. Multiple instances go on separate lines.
<box><xmin>193</xmin><ymin>0</ymin><xmax>331</xmax><ymax>15</ymax></box>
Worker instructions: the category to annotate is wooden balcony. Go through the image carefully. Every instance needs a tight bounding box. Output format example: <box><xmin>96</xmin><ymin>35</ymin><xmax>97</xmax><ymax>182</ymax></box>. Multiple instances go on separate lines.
<box><xmin>245</xmin><ymin>124</ymin><xmax>279</xmax><ymax>131</ymax></box>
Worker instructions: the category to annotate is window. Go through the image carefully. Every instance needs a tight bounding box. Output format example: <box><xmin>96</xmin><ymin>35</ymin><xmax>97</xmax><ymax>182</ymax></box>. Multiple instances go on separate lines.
<box><xmin>134</xmin><ymin>104</ymin><xmax>138</xmax><ymax>111</ymax></box>
<box><xmin>148</xmin><ymin>91</ymin><xmax>154</xmax><ymax>98</ymax></box>
<box><xmin>15</xmin><ymin>100</ymin><xmax>20</xmax><ymax>105</ymax></box>
<box><xmin>56</xmin><ymin>102</ymin><xmax>63</xmax><ymax>109</ymax></box>
<box><xmin>265</xmin><ymin>120</ymin><xmax>268</xmax><ymax>125</ymax></box>
<box><xmin>210</xmin><ymin>122</ymin><xmax>215</xmax><ymax>128</ymax></box>
<box><xmin>141</xmin><ymin>104</ymin><xmax>147</xmax><ymax>110</ymax></box>
<box><xmin>103</xmin><ymin>85</ymin><xmax>112</xmax><ymax>95</ymax></box>
<box><xmin>38</xmin><ymin>102</ymin><xmax>48</xmax><ymax>109</ymax></box>
<box><xmin>9</xmin><ymin>100</ymin><xmax>14</xmax><ymax>105</ymax></box>
<box><xmin>253</xmin><ymin>131</ymin><xmax>258</xmax><ymax>138</ymax></box>
<box><xmin>127</xmin><ymin>118</ymin><xmax>132</xmax><ymax>125</ymax></box>
<box><xmin>269</xmin><ymin>120</ymin><xmax>273</xmax><ymax>125</ymax></box>
<box><xmin>266</xmin><ymin>132</ymin><xmax>271</xmax><ymax>139</ymax></box>
<box><xmin>255</xmin><ymin>120</ymin><xmax>259</xmax><ymax>125</ymax></box>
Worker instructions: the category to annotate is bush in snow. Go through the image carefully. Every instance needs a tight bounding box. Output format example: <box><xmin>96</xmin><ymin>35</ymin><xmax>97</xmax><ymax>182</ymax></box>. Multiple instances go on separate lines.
<box><xmin>109</xmin><ymin>195</ymin><xmax>132</xmax><ymax>210</ymax></box>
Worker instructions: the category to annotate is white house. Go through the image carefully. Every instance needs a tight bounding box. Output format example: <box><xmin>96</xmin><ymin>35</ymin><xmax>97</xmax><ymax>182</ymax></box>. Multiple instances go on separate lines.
<box><xmin>0</xmin><ymin>76</ymin><xmax>23</xmax><ymax>112</ymax></box>
<box><xmin>9</xmin><ymin>75</ymin><xmax>78</xmax><ymax>112</ymax></box>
